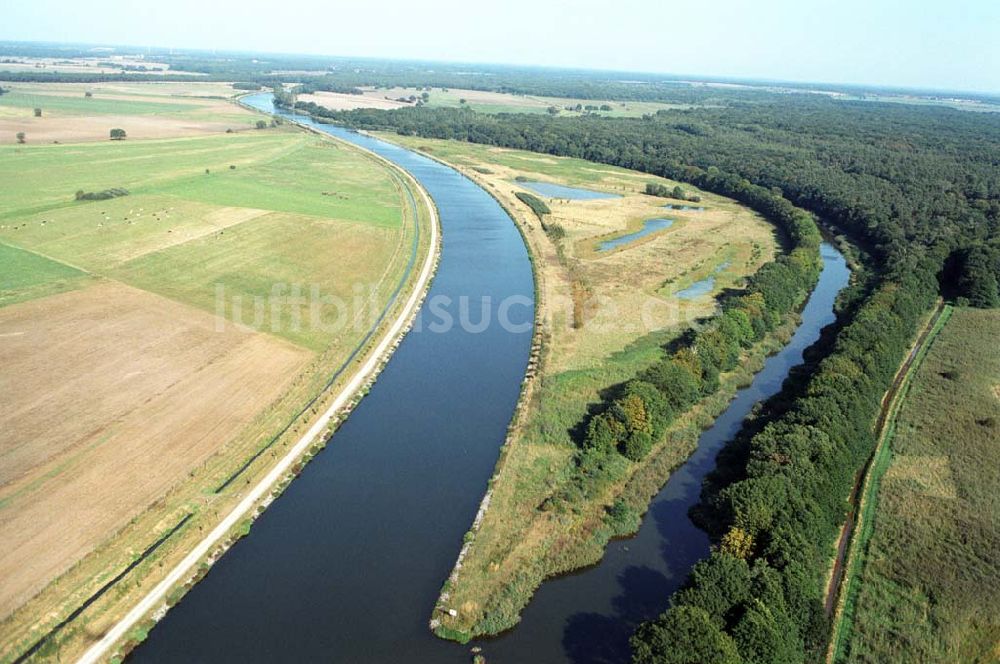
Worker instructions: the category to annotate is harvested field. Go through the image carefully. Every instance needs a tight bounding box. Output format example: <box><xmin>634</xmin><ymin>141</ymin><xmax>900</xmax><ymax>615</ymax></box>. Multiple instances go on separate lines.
<box><xmin>0</xmin><ymin>281</ymin><xmax>311</xmax><ymax>616</ymax></box>
<box><xmin>0</xmin><ymin>82</ymin><xmax>256</xmax><ymax>143</ymax></box>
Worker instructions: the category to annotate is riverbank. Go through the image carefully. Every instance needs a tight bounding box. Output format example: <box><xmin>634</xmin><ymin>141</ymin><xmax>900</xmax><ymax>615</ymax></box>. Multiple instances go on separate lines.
<box><xmin>1</xmin><ymin>97</ymin><xmax>440</xmax><ymax>664</ymax></box>
<box><xmin>365</xmin><ymin>137</ymin><xmax>816</xmax><ymax>643</ymax></box>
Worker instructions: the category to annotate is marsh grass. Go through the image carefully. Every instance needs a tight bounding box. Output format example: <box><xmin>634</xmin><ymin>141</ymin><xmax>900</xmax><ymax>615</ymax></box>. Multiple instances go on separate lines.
<box><xmin>839</xmin><ymin>307</ymin><xmax>1000</xmax><ymax>662</ymax></box>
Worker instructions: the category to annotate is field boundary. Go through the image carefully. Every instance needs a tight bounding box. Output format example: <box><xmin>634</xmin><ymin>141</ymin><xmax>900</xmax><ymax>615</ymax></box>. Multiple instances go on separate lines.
<box><xmin>70</xmin><ymin>108</ymin><xmax>441</xmax><ymax>664</ymax></box>
<box><xmin>824</xmin><ymin>300</ymin><xmax>950</xmax><ymax>663</ymax></box>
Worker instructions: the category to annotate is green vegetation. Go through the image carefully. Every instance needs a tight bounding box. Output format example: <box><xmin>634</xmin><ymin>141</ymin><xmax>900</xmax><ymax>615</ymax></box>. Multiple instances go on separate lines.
<box><xmin>75</xmin><ymin>187</ymin><xmax>129</xmax><ymax>201</ymax></box>
<box><xmin>0</xmin><ymin>130</ymin><xmax>408</xmax><ymax>350</ymax></box>
<box><xmin>0</xmin><ymin>242</ymin><xmax>89</xmax><ymax>306</ymax></box>
<box><xmin>554</xmin><ymin>176</ymin><xmax>821</xmax><ymax>521</ymax></box>
<box><xmin>836</xmin><ymin>307</ymin><xmax>1000</xmax><ymax>663</ymax></box>
<box><xmin>0</xmin><ymin>89</ymin><xmax>194</xmax><ymax>116</ymax></box>
<box><xmin>319</xmin><ymin>80</ymin><xmax>998</xmax><ymax>660</ymax></box>
<box><xmin>513</xmin><ymin>191</ymin><xmax>550</xmax><ymax>219</ymax></box>
<box><xmin>645</xmin><ymin>182</ymin><xmax>697</xmax><ymax>202</ymax></box>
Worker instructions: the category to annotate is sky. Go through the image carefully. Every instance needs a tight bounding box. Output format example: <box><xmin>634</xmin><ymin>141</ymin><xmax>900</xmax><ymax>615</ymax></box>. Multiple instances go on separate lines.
<box><xmin>3</xmin><ymin>0</ymin><xmax>999</xmax><ymax>94</ymax></box>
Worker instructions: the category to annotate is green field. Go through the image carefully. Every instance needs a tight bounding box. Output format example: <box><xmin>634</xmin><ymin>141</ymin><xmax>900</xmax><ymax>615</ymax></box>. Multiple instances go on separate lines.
<box><xmin>0</xmin><ymin>243</ymin><xmax>90</xmax><ymax>307</ymax></box>
<box><xmin>0</xmin><ymin>129</ymin><xmax>411</xmax><ymax>350</ymax></box>
<box><xmin>0</xmin><ymin>90</ymin><xmax>195</xmax><ymax>116</ymax></box>
<box><xmin>841</xmin><ymin>307</ymin><xmax>1000</xmax><ymax>662</ymax></box>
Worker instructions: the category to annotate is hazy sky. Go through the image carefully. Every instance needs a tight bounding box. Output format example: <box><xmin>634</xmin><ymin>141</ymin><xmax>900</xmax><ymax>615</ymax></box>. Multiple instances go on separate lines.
<box><xmin>4</xmin><ymin>0</ymin><xmax>998</xmax><ymax>93</ymax></box>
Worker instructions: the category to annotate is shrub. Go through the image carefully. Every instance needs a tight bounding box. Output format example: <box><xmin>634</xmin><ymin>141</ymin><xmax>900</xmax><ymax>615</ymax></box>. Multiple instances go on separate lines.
<box><xmin>514</xmin><ymin>191</ymin><xmax>550</xmax><ymax>220</ymax></box>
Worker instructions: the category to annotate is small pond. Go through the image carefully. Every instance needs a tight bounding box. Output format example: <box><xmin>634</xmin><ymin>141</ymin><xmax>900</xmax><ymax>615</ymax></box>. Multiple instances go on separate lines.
<box><xmin>662</xmin><ymin>204</ymin><xmax>704</xmax><ymax>211</ymax></box>
<box><xmin>675</xmin><ymin>261</ymin><xmax>732</xmax><ymax>300</ymax></box>
<box><xmin>518</xmin><ymin>180</ymin><xmax>621</xmax><ymax>200</ymax></box>
<box><xmin>597</xmin><ymin>218</ymin><xmax>674</xmax><ymax>252</ymax></box>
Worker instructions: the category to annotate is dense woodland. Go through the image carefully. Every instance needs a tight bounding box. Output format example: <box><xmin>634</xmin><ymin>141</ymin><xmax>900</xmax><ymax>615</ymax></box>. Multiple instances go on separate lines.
<box><xmin>299</xmin><ymin>95</ymin><xmax>999</xmax><ymax>662</ymax></box>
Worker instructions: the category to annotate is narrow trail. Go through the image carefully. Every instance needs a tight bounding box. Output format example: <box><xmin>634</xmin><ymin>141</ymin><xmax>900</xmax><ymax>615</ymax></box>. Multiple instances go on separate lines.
<box><xmin>823</xmin><ymin>299</ymin><xmax>946</xmax><ymax>631</ymax></box>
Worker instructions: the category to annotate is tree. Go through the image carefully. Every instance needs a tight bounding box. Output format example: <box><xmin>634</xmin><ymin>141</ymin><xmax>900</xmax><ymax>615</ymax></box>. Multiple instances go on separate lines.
<box><xmin>547</xmin><ymin>106</ymin><xmax>560</xmax><ymax>115</ymax></box>
<box><xmin>84</xmin><ymin>91</ymin><xmax>93</xmax><ymax>98</ymax></box>
<box><xmin>583</xmin><ymin>413</ymin><xmax>626</xmax><ymax>453</ymax></box>
<box><xmin>16</xmin><ymin>132</ymin><xmax>25</xmax><ymax>144</ymax></box>
<box><xmin>110</xmin><ymin>128</ymin><xmax>126</xmax><ymax>140</ymax></box>
<box><xmin>672</xmin><ymin>185</ymin><xmax>686</xmax><ymax>200</ymax></box>
<box><xmin>255</xmin><ymin>120</ymin><xmax>268</xmax><ymax>129</ymax></box>
<box><xmin>421</xmin><ymin>92</ymin><xmax>430</xmax><ymax>101</ymax></box>
<box><xmin>672</xmin><ymin>553</ymin><xmax>752</xmax><ymax>623</ymax></box>
<box><xmin>642</xmin><ymin>359</ymin><xmax>701</xmax><ymax>411</ymax></box>
<box><xmin>720</xmin><ymin>527</ymin><xmax>754</xmax><ymax>559</ymax></box>
<box><xmin>459</xmin><ymin>98</ymin><xmax>467</xmax><ymax>105</ymax></box>
<box><xmin>632</xmin><ymin>606</ymin><xmax>742</xmax><ymax>664</ymax></box>
<box><xmin>731</xmin><ymin>605</ymin><xmax>799</xmax><ymax>664</ymax></box>
<box><xmin>33</xmin><ymin>107</ymin><xmax>42</xmax><ymax>117</ymax></box>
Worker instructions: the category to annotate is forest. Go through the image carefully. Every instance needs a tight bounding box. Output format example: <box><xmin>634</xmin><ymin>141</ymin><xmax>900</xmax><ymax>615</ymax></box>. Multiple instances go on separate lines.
<box><xmin>295</xmin><ymin>94</ymin><xmax>999</xmax><ymax>662</ymax></box>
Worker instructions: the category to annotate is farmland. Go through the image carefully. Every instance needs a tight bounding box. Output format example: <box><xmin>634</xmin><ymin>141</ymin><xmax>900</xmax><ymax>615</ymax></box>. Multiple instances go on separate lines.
<box><xmin>300</xmin><ymin>85</ymin><xmax>696</xmax><ymax>117</ymax></box>
<box><xmin>0</xmin><ymin>85</ymin><xmax>432</xmax><ymax>661</ymax></box>
<box><xmin>379</xmin><ymin>134</ymin><xmax>781</xmax><ymax>640</ymax></box>
<box><xmin>836</xmin><ymin>307</ymin><xmax>1000</xmax><ymax>662</ymax></box>
<box><xmin>0</xmin><ymin>81</ymin><xmax>257</xmax><ymax>143</ymax></box>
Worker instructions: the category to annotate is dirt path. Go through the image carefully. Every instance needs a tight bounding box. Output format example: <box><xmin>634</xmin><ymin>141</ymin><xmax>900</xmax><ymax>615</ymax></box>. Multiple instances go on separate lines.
<box><xmin>74</xmin><ymin>136</ymin><xmax>440</xmax><ymax>664</ymax></box>
<box><xmin>823</xmin><ymin>300</ymin><xmax>946</xmax><ymax>617</ymax></box>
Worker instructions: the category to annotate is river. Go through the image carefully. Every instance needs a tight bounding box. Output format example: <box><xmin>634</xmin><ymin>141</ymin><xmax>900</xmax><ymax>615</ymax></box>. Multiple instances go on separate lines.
<box><xmin>132</xmin><ymin>94</ymin><xmax>849</xmax><ymax>663</ymax></box>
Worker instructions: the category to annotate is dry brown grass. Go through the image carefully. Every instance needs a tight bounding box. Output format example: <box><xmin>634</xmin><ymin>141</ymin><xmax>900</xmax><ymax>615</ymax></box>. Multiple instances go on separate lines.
<box><xmin>0</xmin><ymin>281</ymin><xmax>311</xmax><ymax>616</ymax></box>
<box><xmin>443</xmin><ymin>149</ymin><xmax>776</xmax><ymax>375</ymax></box>
<box><xmin>298</xmin><ymin>90</ymin><xmax>409</xmax><ymax>111</ymax></box>
<box><xmin>0</xmin><ymin>82</ymin><xmax>256</xmax><ymax>143</ymax></box>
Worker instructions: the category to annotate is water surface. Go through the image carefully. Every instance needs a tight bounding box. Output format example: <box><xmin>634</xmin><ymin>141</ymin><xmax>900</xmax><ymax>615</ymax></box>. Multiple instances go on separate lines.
<box><xmin>598</xmin><ymin>218</ymin><xmax>674</xmax><ymax>252</ymax></box>
<box><xmin>519</xmin><ymin>180</ymin><xmax>621</xmax><ymax>200</ymax></box>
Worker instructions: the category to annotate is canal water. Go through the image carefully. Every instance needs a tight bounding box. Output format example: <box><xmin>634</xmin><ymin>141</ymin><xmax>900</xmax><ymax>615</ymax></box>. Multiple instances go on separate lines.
<box><xmin>134</xmin><ymin>95</ymin><xmax>850</xmax><ymax>663</ymax></box>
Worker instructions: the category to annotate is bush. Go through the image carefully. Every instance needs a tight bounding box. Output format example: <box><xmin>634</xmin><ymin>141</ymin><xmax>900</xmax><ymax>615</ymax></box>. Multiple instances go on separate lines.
<box><xmin>75</xmin><ymin>187</ymin><xmax>129</xmax><ymax>201</ymax></box>
<box><xmin>514</xmin><ymin>191</ymin><xmax>550</xmax><ymax>219</ymax></box>
<box><xmin>621</xmin><ymin>430</ymin><xmax>653</xmax><ymax>461</ymax></box>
